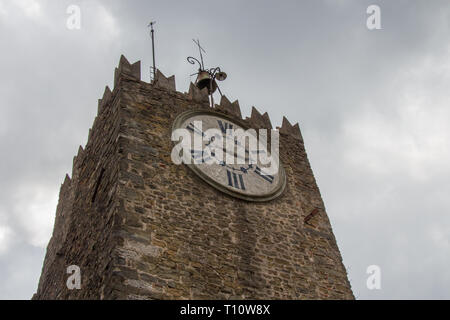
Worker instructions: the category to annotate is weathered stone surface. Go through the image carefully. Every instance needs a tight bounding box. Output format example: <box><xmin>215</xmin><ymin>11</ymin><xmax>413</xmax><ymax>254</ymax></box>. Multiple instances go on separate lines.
<box><xmin>98</xmin><ymin>86</ymin><xmax>112</xmax><ymax>114</ymax></box>
<box><xmin>280</xmin><ymin>116</ymin><xmax>303</xmax><ymax>142</ymax></box>
<box><xmin>114</xmin><ymin>55</ymin><xmax>141</xmax><ymax>88</ymax></box>
<box><xmin>248</xmin><ymin>106</ymin><xmax>272</xmax><ymax>129</ymax></box>
<box><xmin>187</xmin><ymin>82</ymin><xmax>209</xmax><ymax>104</ymax></box>
<box><xmin>33</xmin><ymin>55</ymin><xmax>353</xmax><ymax>300</ymax></box>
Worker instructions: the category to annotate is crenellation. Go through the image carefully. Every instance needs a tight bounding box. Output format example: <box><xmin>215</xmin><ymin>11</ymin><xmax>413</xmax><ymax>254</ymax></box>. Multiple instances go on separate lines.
<box><xmin>215</xmin><ymin>95</ymin><xmax>242</xmax><ymax>119</ymax></box>
<box><xmin>154</xmin><ymin>69</ymin><xmax>176</xmax><ymax>91</ymax></box>
<box><xmin>130</xmin><ymin>61</ymin><xmax>141</xmax><ymax>81</ymax></box>
<box><xmin>71</xmin><ymin>145</ymin><xmax>84</xmax><ymax>181</ymax></box>
<box><xmin>248</xmin><ymin>106</ymin><xmax>272</xmax><ymax>130</ymax></box>
<box><xmin>186</xmin><ymin>82</ymin><xmax>209</xmax><ymax>104</ymax></box>
<box><xmin>230</xmin><ymin>99</ymin><xmax>242</xmax><ymax>119</ymax></box>
<box><xmin>98</xmin><ymin>86</ymin><xmax>112</xmax><ymax>114</ymax></box>
<box><xmin>118</xmin><ymin>55</ymin><xmax>141</xmax><ymax>80</ymax></box>
<box><xmin>280</xmin><ymin>116</ymin><xmax>303</xmax><ymax>142</ymax></box>
<box><xmin>262</xmin><ymin>112</ymin><xmax>272</xmax><ymax>129</ymax></box>
<box><xmin>62</xmin><ymin>173</ymin><xmax>71</xmax><ymax>187</ymax></box>
<box><xmin>114</xmin><ymin>55</ymin><xmax>141</xmax><ymax>89</ymax></box>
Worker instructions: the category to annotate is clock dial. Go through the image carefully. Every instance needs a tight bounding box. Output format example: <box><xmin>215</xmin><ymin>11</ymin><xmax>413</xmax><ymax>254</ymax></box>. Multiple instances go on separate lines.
<box><xmin>172</xmin><ymin>110</ymin><xmax>286</xmax><ymax>202</ymax></box>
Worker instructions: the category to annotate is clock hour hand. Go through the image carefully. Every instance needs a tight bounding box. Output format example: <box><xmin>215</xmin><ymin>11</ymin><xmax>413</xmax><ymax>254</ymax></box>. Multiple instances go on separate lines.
<box><xmin>240</xmin><ymin>167</ymin><xmax>249</xmax><ymax>174</ymax></box>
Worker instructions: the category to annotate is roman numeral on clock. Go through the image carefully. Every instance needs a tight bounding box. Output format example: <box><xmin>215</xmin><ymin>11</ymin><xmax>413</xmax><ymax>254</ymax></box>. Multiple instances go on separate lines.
<box><xmin>218</xmin><ymin>120</ymin><xmax>233</xmax><ymax>134</ymax></box>
<box><xmin>226</xmin><ymin>170</ymin><xmax>245</xmax><ymax>190</ymax></box>
<box><xmin>187</xmin><ymin>122</ymin><xmax>205</xmax><ymax>136</ymax></box>
<box><xmin>254</xmin><ymin>166</ymin><xmax>274</xmax><ymax>184</ymax></box>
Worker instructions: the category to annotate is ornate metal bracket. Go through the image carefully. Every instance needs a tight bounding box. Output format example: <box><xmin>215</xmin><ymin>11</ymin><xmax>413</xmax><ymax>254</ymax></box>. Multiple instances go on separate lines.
<box><xmin>187</xmin><ymin>39</ymin><xmax>227</xmax><ymax>107</ymax></box>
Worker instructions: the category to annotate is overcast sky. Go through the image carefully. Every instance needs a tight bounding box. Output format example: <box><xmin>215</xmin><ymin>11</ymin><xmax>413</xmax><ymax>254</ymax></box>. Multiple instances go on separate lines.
<box><xmin>1</xmin><ymin>0</ymin><xmax>450</xmax><ymax>299</ymax></box>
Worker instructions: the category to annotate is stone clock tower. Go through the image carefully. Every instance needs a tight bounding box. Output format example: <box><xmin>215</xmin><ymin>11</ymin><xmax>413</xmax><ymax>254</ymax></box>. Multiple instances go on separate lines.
<box><xmin>33</xmin><ymin>55</ymin><xmax>353</xmax><ymax>300</ymax></box>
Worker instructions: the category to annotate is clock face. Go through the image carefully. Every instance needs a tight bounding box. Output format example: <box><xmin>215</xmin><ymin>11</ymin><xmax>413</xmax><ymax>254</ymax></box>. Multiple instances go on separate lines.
<box><xmin>172</xmin><ymin>110</ymin><xmax>286</xmax><ymax>201</ymax></box>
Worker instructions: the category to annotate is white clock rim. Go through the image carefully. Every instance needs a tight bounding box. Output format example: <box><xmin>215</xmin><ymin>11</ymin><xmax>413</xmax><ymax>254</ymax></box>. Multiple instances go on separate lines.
<box><xmin>172</xmin><ymin>109</ymin><xmax>287</xmax><ymax>202</ymax></box>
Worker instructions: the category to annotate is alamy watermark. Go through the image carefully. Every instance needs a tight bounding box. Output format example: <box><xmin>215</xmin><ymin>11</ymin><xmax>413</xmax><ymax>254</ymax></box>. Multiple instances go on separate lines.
<box><xmin>366</xmin><ymin>5</ymin><xmax>381</xmax><ymax>30</ymax></box>
<box><xmin>366</xmin><ymin>265</ymin><xmax>381</xmax><ymax>290</ymax></box>
<box><xmin>66</xmin><ymin>265</ymin><xmax>81</xmax><ymax>290</ymax></box>
<box><xmin>171</xmin><ymin>121</ymin><xmax>280</xmax><ymax>175</ymax></box>
<box><xmin>66</xmin><ymin>5</ymin><xmax>81</xmax><ymax>30</ymax></box>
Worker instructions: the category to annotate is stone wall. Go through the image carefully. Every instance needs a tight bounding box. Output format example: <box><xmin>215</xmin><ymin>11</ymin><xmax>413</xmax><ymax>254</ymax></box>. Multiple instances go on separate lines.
<box><xmin>33</xmin><ymin>62</ymin><xmax>127</xmax><ymax>299</ymax></box>
<box><xmin>33</xmin><ymin>55</ymin><xmax>353</xmax><ymax>299</ymax></box>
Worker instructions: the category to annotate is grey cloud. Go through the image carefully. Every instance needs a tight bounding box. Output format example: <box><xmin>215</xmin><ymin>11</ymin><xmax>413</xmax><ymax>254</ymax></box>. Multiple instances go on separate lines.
<box><xmin>1</xmin><ymin>0</ymin><xmax>449</xmax><ymax>299</ymax></box>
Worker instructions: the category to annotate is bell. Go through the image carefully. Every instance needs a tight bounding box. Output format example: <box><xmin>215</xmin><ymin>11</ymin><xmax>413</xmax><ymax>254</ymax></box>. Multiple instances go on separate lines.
<box><xmin>195</xmin><ymin>71</ymin><xmax>217</xmax><ymax>93</ymax></box>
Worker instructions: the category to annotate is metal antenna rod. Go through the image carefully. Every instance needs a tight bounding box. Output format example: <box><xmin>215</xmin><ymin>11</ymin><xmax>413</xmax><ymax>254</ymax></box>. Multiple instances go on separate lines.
<box><xmin>148</xmin><ymin>21</ymin><xmax>156</xmax><ymax>81</ymax></box>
